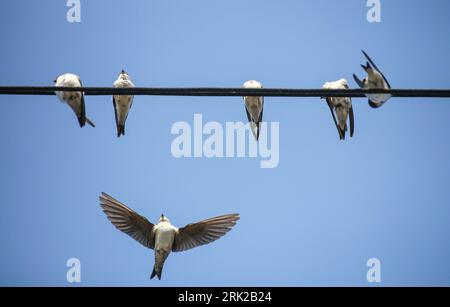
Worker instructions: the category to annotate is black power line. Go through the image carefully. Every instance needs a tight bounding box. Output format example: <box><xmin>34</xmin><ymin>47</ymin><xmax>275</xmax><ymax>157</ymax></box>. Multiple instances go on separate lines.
<box><xmin>0</xmin><ymin>86</ymin><xmax>450</xmax><ymax>98</ymax></box>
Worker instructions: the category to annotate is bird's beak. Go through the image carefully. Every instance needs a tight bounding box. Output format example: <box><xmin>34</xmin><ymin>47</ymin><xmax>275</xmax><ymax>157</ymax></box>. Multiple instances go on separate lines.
<box><xmin>121</xmin><ymin>69</ymin><xmax>126</xmax><ymax>74</ymax></box>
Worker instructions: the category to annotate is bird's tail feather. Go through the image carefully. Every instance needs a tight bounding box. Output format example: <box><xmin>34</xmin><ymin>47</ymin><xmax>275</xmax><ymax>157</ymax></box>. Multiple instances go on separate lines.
<box><xmin>361</xmin><ymin>62</ymin><xmax>371</xmax><ymax>72</ymax></box>
<box><xmin>77</xmin><ymin>117</ymin><xmax>85</xmax><ymax>128</ymax></box>
<box><xmin>117</xmin><ymin>124</ymin><xmax>125</xmax><ymax>137</ymax></box>
<box><xmin>150</xmin><ymin>265</ymin><xmax>163</xmax><ymax>280</ymax></box>
<box><xmin>249</xmin><ymin>122</ymin><xmax>258</xmax><ymax>141</ymax></box>
<box><xmin>86</xmin><ymin>117</ymin><xmax>95</xmax><ymax>128</ymax></box>
<box><xmin>353</xmin><ymin>74</ymin><xmax>365</xmax><ymax>89</ymax></box>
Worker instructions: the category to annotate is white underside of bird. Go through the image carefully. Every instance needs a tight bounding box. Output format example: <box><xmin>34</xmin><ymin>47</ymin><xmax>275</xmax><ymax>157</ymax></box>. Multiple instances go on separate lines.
<box><xmin>365</xmin><ymin>69</ymin><xmax>391</xmax><ymax>104</ymax></box>
<box><xmin>152</xmin><ymin>221</ymin><xmax>177</xmax><ymax>276</ymax></box>
<box><xmin>335</xmin><ymin>101</ymin><xmax>351</xmax><ymax>132</ymax></box>
<box><xmin>54</xmin><ymin>73</ymin><xmax>95</xmax><ymax>128</ymax></box>
<box><xmin>322</xmin><ymin>79</ymin><xmax>354</xmax><ymax>140</ymax></box>
<box><xmin>243</xmin><ymin>80</ymin><xmax>264</xmax><ymax>141</ymax></box>
<box><xmin>113</xmin><ymin>72</ymin><xmax>135</xmax><ymax>137</ymax></box>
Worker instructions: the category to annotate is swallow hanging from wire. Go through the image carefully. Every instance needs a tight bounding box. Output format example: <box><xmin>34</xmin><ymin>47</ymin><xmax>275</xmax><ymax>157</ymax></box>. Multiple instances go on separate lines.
<box><xmin>54</xmin><ymin>73</ymin><xmax>95</xmax><ymax>128</ymax></box>
<box><xmin>322</xmin><ymin>79</ymin><xmax>354</xmax><ymax>140</ymax></box>
<box><xmin>99</xmin><ymin>192</ymin><xmax>240</xmax><ymax>280</ymax></box>
<box><xmin>113</xmin><ymin>70</ymin><xmax>135</xmax><ymax>137</ymax></box>
<box><xmin>353</xmin><ymin>50</ymin><xmax>392</xmax><ymax>108</ymax></box>
<box><xmin>243</xmin><ymin>80</ymin><xmax>264</xmax><ymax>141</ymax></box>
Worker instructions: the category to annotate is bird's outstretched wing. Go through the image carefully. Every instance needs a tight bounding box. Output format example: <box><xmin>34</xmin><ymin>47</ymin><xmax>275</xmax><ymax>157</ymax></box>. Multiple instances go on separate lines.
<box><xmin>172</xmin><ymin>214</ymin><xmax>240</xmax><ymax>252</ymax></box>
<box><xmin>99</xmin><ymin>192</ymin><xmax>155</xmax><ymax>249</ymax></box>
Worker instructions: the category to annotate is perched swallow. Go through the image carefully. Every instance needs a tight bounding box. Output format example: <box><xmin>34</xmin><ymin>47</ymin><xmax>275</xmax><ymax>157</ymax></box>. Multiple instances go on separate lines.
<box><xmin>99</xmin><ymin>192</ymin><xmax>240</xmax><ymax>280</ymax></box>
<box><xmin>353</xmin><ymin>50</ymin><xmax>392</xmax><ymax>108</ymax></box>
<box><xmin>322</xmin><ymin>79</ymin><xmax>354</xmax><ymax>140</ymax></box>
<box><xmin>243</xmin><ymin>80</ymin><xmax>264</xmax><ymax>141</ymax></box>
<box><xmin>113</xmin><ymin>70</ymin><xmax>135</xmax><ymax>137</ymax></box>
<box><xmin>54</xmin><ymin>73</ymin><xmax>95</xmax><ymax>128</ymax></box>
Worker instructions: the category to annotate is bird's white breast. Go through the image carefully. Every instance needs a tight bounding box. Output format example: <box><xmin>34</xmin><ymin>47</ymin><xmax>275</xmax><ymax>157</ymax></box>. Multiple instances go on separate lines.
<box><xmin>244</xmin><ymin>96</ymin><xmax>262</xmax><ymax>122</ymax></box>
<box><xmin>366</xmin><ymin>72</ymin><xmax>391</xmax><ymax>103</ymax></box>
<box><xmin>244</xmin><ymin>96</ymin><xmax>262</xmax><ymax>109</ymax></box>
<box><xmin>113</xmin><ymin>78</ymin><xmax>134</xmax><ymax>112</ymax></box>
<box><xmin>113</xmin><ymin>78</ymin><xmax>134</xmax><ymax>89</ymax></box>
<box><xmin>154</xmin><ymin>223</ymin><xmax>177</xmax><ymax>252</ymax></box>
<box><xmin>243</xmin><ymin>81</ymin><xmax>263</xmax><ymax>122</ymax></box>
<box><xmin>55</xmin><ymin>74</ymin><xmax>83</xmax><ymax>106</ymax></box>
<box><xmin>323</xmin><ymin>80</ymin><xmax>351</xmax><ymax>109</ymax></box>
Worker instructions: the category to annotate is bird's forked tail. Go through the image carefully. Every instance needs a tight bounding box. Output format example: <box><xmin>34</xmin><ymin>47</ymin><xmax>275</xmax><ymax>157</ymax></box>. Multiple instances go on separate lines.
<box><xmin>117</xmin><ymin>124</ymin><xmax>125</xmax><ymax>137</ymax></box>
<box><xmin>150</xmin><ymin>264</ymin><xmax>163</xmax><ymax>280</ymax></box>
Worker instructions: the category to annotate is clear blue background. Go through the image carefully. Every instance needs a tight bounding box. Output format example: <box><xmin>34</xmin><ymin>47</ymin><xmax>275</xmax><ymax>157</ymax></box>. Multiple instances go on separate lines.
<box><xmin>0</xmin><ymin>0</ymin><xmax>449</xmax><ymax>286</ymax></box>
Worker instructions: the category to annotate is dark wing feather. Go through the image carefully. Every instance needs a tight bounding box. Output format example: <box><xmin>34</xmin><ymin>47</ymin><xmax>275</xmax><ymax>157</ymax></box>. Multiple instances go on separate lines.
<box><xmin>76</xmin><ymin>76</ymin><xmax>86</xmax><ymax>127</ymax></box>
<box><xmin>326</xmin><ymin>98</ymin><xmax>343</xmax><ymax>140</ymax></box>
<box><xmin>349</xmin><ymin>103</ymin><xmax>355</xmax><ymax>138</ymax></box>
<box><xmin>78</xmin><ymin>94</ymin><xmax>87</xmax><ymax>127</ymax></box>
<box><xmin>172</xmin><ymin>214</ymin><xmax>240</xmax><ymax>252</ymax></box>
<box><xmin>99</xmin><ymin>192</ymin><xmax>155</xmax><ymax>249</ymax></box>
<box><xmin>112</xmin><ymin>96</ymin><xmax>120</xmax><ymax>133</ymax></box>
<box><xmin>342</xmin><ymin>82</ymin><xmax>354</xmax><ymax>138</ymax></box>
<box><xmin>362</xmin><ymin>50</ymin><xmax>391</xmax><ymax>88</ymax></box>
<box><xmin>362</xmin><ymin>50</ymin><xmax>382</xmax><ymax>76</ymax></box>
<box><xmin>256</xmin><ymin>96</ymin><xmax>264</xmax><ymax>141</ymax></box>
<box><xmin>353</xmin><ymin>74</ymin><xmax>365</xmax><ymax>89</ymax></box>
<box><xmin>244</xmin><ymin>104</ymin><xmax>252</xmax><ymax>123</ymax></box>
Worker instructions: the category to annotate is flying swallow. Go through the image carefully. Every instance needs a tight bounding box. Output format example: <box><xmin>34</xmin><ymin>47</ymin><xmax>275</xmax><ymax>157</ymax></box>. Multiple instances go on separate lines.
<box><xmin>113</xmin><ymin>70</ymin><xmax>135</xmax><ymax>137</ymax></box>
<box><xmin>99</xmin><ymin>192</ymin><xmax>240</xmax><ymax>280</ymax></box>
<box><xmin>322</xmin><ymin>79</ymin><xmax>354</xmax><ymax>140</ymax></box>
<box><xmin>243</xmin><ymin>80</ymin><xmax>264</xmax><ymax>141</ymax></box>
<box><xmin>54</xmin><ymin>73</ymin><xmax>95</xmax><ymax>128</ymax></box>
<box><xmin>353</xmin><ymin>50</ymin><xmax>392</xmax><ymax>108</ymax></box>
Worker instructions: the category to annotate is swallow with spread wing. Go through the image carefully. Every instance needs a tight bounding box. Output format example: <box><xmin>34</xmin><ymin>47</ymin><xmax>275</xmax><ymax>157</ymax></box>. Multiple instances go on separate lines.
<box><xmin>99</xmin><ymin>192</ymin><xmax>240</xmax><ymax>280</ymax></box>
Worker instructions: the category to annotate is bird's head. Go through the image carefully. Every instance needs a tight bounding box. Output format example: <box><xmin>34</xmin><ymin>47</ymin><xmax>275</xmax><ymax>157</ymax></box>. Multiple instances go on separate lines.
<box><xmin>159</xmin><ymin>214</ymin><xmax>170</xmax><ymax>223</ymax></box>
<box><xmin>338</xmin><ymin>79</ymin><xmax>348</xmax><ymax>86</ymax></box>
<box><xmin>119</xmin><ymin>69</ymin><xmax>129</xmax><ymax>79</ymax></box>
<box><xmin>243</xmin><ymin>80</ymin><xmax>263</xmax><ymax>89</ymax></box>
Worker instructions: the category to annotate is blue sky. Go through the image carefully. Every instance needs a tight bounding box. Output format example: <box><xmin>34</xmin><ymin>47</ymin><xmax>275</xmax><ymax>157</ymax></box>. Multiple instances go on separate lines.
<box><xmin>1</xmin><ymin>0</ymin><xmax>450</xmax><ymax>286</ymax></box>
